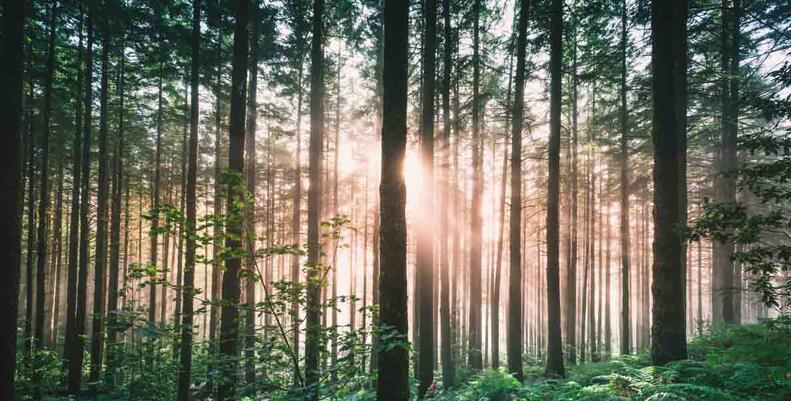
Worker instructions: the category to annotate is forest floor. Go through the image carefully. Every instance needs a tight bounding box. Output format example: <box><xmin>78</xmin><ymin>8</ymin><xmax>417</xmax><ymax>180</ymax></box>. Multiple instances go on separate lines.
<box><xmin>439</xmin><ymin>319</ymin><xmax>791</xmax><ymax>401</ymax></box>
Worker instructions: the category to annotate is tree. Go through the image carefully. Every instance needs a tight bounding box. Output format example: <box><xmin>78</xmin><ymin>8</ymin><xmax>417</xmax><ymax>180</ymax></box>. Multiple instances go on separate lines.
<box><xmin>376</xmin><ymin>0</ymin><xmax>409</xmax><ymax>398</ymax></box>
<box><xmin>545</xmin><ymin>0</ymin><xmax>565</xmax><ymax>378</ymax></box>
<box><xmin>176</xmin><ymin>0</ymin><xmax>201</xmax><ymax>399</ymax></box>
<box><xmin>711</xmin><ymin>0</ymin><xmax>741</xmax><ymax>324</ymax></box>
<box><xmin>63</xmin><ymin>7</ymin><xmax>84</xmax><ymax>394</ymax></box>
<box><xmin>0</xmin><ymin>0</ymin><xmax>26</xmax><ymax>398</ymax></box>
<box><xmin>89</xmin><ymin>8</ymin><xmax>112</xmax><ymax>381</ymax></box>
<box><xmin>304</xmin><ymin>0</ymin><xmax>325</xmax><ymax>398</ymax></box>
<box><xmin>439</xmin><ymin>0</ymin><xmax>454</xmax><ymax>388</ymax></box>
<box><xmin>650</xmin><ymin>0</ymin><xmax>688</xmax><ymax>366</ymax></box>
<box><xmin>618</xmin><ymin>0</ymin><xmax>631</xmax><ymax>357</ymax></box>
<box><xmin>34</xmin><ymin>0</ymin><xmax>58</xmax><ymax>359</ymax></box>
<box><xmin>217</xmin><ymin>0</ymin><xmax>250</xmax><ymax>398</ymax></box>
<box><xmin>417</xmin><ymin>0</ymin><xmax>436</xmax><ymax>395</ymax></box>
<box><xmin>508</xmin><ymin>0</ymin><xmax>530</xmax><ymax>382</ymax></box>
<box><xmin>244</xmin><ymin>0</ymin><xmax>260</xmax><ymax>386</ymax></box>
<box><xmin>468</xmin><ymin>0</ymin><xmax>483</xmax><ymax>372</ymax></box>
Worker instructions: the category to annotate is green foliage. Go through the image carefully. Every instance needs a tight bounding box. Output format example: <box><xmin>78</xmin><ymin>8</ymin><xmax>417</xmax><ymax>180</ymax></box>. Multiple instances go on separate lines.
<box><xmin>440</xmin><ymin>320</ymin><xmax>791</xmax><ymax>401</ymax></box>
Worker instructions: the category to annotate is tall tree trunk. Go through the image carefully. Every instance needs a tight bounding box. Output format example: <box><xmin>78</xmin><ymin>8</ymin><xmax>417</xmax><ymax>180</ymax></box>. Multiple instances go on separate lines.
<box><xmin>712</xmin><ymin>0</ymin><xmax>740</xmax><ymax>324</ymax></box>
<box><xmin>304</xmin><ymin>0</ymin><xmax>325</xmax><ymax>397</ymax></box>
<box><xmin>106</xmin><ymin>37</ymin><xmax>126</xmax><ymax>388</ymax></box>
<box><xmin>565</xmin><ymin>12</ymin><xmax>579</xmax><ymax>365</ymax></box>
<box><xmin>89</xmin><ymin>19</ymin><xmax>111</xmax><ymax>382</ymax></box>
<box><xmin>417</xmin><ymin>0</ymin><xmax>436</xmax><ymax>395</ymax></box>
<box><xmin>545</xmin><ymin>0</ymin><xmax>565</xmax><ymax>378</ymax></box>
<box><xmin>64</xmin><ymin>10</ymin><xmax>84</xmax><ymax>393</ymax></box>
<box><xmin>217</xmin><ymin>0</ymin><xmax>250</xmax><ymax>398</ymax></box>
<box><xmin>149</xmin><ymin>33</ymin><xmax>165</xmax><ymax>325</ymax></box>
<box><xmin>650</xmin><ymin>0</ymin><xmax>688</xmax><ymax>366</ymax></box>
<box><xmin>70</xmin><ymin>12</ymin><xmax>94</xmax><ymax>393</ymax></box>
<box><xmin>176</xmin><ymin>1</ymin><xmax>200</xmax><ymax>399</ymax></box>
<box><xmin>244</xmin><ymin>0</ymin><xmax>259</xmax><ymax>386</ymax></box>
<box><xmin>619</xmin><ymin>0</ymin><xmax>631</xmax><ymax>357</ymax></box>
<box><xmin>507</xmin><ymin>0</ymin><xmax>529</xmax><ymax>381</ymax></box>
<box><xmin>376</xmin><ymin>0</ymin><xmax>409</xmax><ymax>398</ymax></box>
<box><xmin>0</xmin><ymin>0</ymin><xmax>26</xmax><ymax>397</ymax></box>
<box><xmin>290</xmin><ymin>53</ymin><xmax>304</xmax><ymax>384</ymax></box>
<box><xmin>439</xmin><ymin>0</ymin><xmax>455</xmax><ymax>388</ymax></box>
<box><xmin>34</xmin><ymin>2</ymin><xmax>58</xmax><ymax>361</ymax></box>
<box><xmin>468</xmin><ymin>0</ymin><xmax>483</xmax><ymax>372</ymax></box>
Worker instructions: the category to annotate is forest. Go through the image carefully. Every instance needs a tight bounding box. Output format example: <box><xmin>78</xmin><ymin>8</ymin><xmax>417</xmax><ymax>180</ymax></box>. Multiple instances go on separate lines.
<box><xmin>0</xmin><ymin>0</ymin><xmax>790</xmax><ymax>400</ymax></box>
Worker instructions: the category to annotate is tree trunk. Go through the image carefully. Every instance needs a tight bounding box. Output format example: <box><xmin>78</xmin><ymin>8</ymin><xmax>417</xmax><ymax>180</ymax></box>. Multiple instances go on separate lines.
<box><xmin>439</xmin><ymin>0</ymin><xmax>455</xmax><ymax>388</ymax></box>
<box><xmin>417</xmin><ymin>0</ymin><xmax>436</xmax><ymax>395</ymax></box>
<box><xmin>304</xmin><ymin>0</ymin><xmax>325</xmax><ymax>397</ymax></box>
<box><xmin>70</xmin><ymin>12</ymin><xmax>94</xmax><ymax>393</ymax></box>
<box><xmin>376</xmin><ymin>0</ymin><xmax>409</xmax><ymax>398</ymax></box>
<box><xmin>507</xmin><ymin>0</ymin><xmax>529</xmax><ymax>381</ymax></box>
<box><xmin>176</xmin><ymin>1</ymin><xmax>200</xmax><ymax>399</ymax></box>
<box><xmin>468</xmin><ymin>0</ymin><xmax>483</xmax><ymax>372</ymax></box>
<box><xmin>217</xmin><ymin>0</ymin><xmax>250</xmax><ymax>398</ymax></box>
<box><xmin>712</xmin><ymin>0</ymin><xmax>741</xmax><ymax>324</ymax></box>
<box><xmin>106</xmin><ymin>36</ymin><xmax>126</xmax><ymax>388</ymax></box>
<box><xmin>650</xmin><ymin>0</ymin><xmax>688</xmax><ymax>366</ymax></box>
<box><xmin>619</xmin><ymin>0</ymin><xmax>631</xmax><ymax>357</ymax></box>
<box><xmin>564</xmin><ymin>13</ymin><xmax>579</xmax><ymax>365</ymax></box>
<box><xmin>149</xmin><ymin>33</ymin><xmax>166</xmax><ymax>325</ymax></box>
<box><xmin>545</xmin><ymin>0</ymin><xmax>565</xmax><ymax>378</ymax></box>
<box><xmin>290</xmin><ymin>53</ymin><xmax>304</xmax><ymax>384</ymax></box>
<box><xmin>89</xmin><ymin>19</ymin><xmax>111</xmax><ymax>382</ymax></box>
<box><xmin>34</xmin><ymin>2</ymin><xmax>58</xmax><ymax>362</ymax></box>
<box><xmin>244</xmin><ymin>0</ymin><xmax>259</xmax><ymax>386</ymax></box>
<box><xmin>64</xmin><ymin>10</ymin><xmax>84</xmax><ymax>394</ymax></box>
<box><xmin>0</xmin><ymin>0</ymin><xmax>25</xmax><ymax>396</ymax></box>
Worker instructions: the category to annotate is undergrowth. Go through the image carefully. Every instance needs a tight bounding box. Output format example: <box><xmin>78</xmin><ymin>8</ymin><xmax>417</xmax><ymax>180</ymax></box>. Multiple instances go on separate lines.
<box><xmin>439</xmin><ymin>317</ymin><xmax>791</xmax><ymax>401</ymax></box>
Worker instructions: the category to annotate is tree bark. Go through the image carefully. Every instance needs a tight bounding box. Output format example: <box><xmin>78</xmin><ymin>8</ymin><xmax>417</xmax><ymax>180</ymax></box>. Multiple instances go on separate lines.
<box><xmin>63</xmin><ymin>9</ymin><xmax>84</xmax><ymax>394</ymax></box>
<box><xmin>217</xmin><ymin>0</ymin><xmax>250</xmax><ymax>398</ymax></box>
<box><xmin>712</xmin><ymin>0</ymin><xmax>741</xmax><ymax>324</ymax></box>
<box><xmin>176</xmin><ymin>1</ymin><xmax>200</xmax><ymax>399</ymax></box>
<box><xmin>507</xmin><ymin>0</ymin><xmax>530</xmax><ymax>382</ymax></box>
<box><xmin>545</xmin><ymin>0</ymin><xmax>565</xmax><ymax>378</ymax></box>
<box><xmin>439</xmin><ymin>0</ymin><xmax>455</xmax><ymax>388</ymax></box>
<box><xmin>304</xmin><ymin>0</ymin><xmax>325</xmax><ymax>397</ymax></box>
<box><xmin>0</xmin><ymin>0</ymin><xmax>26</xmax><ymax>397</ymax></box>
<box><xmin>619</xmin><ymin>0</ymin><xmax>631</xmax><ymax>357</ymax></box>
<box><xmin>468</xmin><ymin>0</ymin><xmax>484</xmax><ymax>372</ymax></box>
<box><xmin>417</xmin><ymin>0</ymin><xmax>436</xmax><ymax>395</ymax></box>
<box><xmin>89</xmin><ymin>17</ymin><xmax>111</xmax><ymax>381</ymax></box>
<box><xmin>650</xmin><ymin>0</ymin><xmax>688</xmax><ymax>366</ymax></box>
<box><xmin>377</xmin><ymin>0</ymin><xmax>409</xmax><ymax>398</ymax></box>
<box><xmin>244</xmin><ymin>0</ymin><xmax>259</xmax><ymax>386</ymax></box>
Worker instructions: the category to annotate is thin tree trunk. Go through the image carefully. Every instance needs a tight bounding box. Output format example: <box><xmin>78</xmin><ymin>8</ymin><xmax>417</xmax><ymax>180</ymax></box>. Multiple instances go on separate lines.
<box><xmin>176</xmin><ymin>1</ymin><xmax>200</xmax><ymax>398</ymax></box>
<box><xmin>545</xmin><ymin>0</ymin><xmax>565</xmax><ymax>378</ymax></box>
<box><xmin>89</xmin><ymin>20</ymin><xmax>111</xmax><ymax>382</ymax></box>
<box><xmin>439</xmin><ymin>0</ymin><xmax>455</xmax><ymax>388</ymax></box>
<box><xmin>304</xmin><ymin>0</ymin><xmax>325</xmax><ymax>397</ymax></box>
<box><xmin>507</xmin><ymin>0</ymin><xmax>529</xmax><ymax>381</ymax></box>
<box><xmin>619</xmin><ymin>0</ymin><xmax>631</xmax><ymax>356</ymax></box>
<box><xmin>468</xmin><ymin>0</ymin><xmax>484</xmax><ymax>372</ymax></box>
<box><xmin>63</xmin><ymin>10</ymin><xmax>84</xmax><ymax>394</ymax></box>
<box><xmin>106</xmin><ymin>37</ymin><xmax>126</xmax><ymax>388</ymax></box>
<box><xmin>244</xmin><ymin>0</ymin><xmax>259</xmax><ymax>386</ymax></box>
<box><xmin>417</xmin><ymin>0</ymin><xmax>436</xmax><ymax>394</ymax></box>
<box><xmin>712</xmin><ymin>0</ymin><xmax>741</xmax><ymax>324</ymax></box>
<box><xmin>70</xmin><ymin>12</ymin><xmax>94</xmax><ymax>393</ymax></box>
